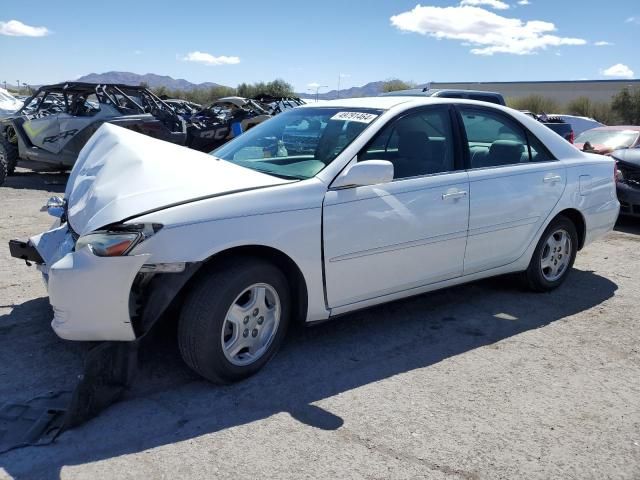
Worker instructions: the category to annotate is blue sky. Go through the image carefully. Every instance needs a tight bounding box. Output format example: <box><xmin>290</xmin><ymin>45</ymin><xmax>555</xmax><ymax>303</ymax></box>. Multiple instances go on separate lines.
<box><xmin>0</xmin><ymin>0</ymin><xmax>637</xmax><ymax>93</ymax></box>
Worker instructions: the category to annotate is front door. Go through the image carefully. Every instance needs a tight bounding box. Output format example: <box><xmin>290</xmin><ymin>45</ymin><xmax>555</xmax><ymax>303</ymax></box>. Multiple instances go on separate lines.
<box><xmin>323</xmin><ymin>105</ymin><xmax>470</xmax><ymax>308</ymax></box>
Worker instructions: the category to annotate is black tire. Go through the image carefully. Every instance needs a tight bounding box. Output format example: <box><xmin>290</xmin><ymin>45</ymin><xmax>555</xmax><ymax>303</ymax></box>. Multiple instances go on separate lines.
<box><xmin>524</xmin><ymin>215</ymin><xmax>578</xmax><ymax>292</ymax></box>
<box><xmin>0</xmin><ymin>131</ymin><xmax>19</xmax><ymax>175</ymax></box>
<box><xmin>0</xmin><ymin>150</ymin><xmax>6</xmax><ymax>186</ymax></box>
<box><xmin>178</xmin><ymin>257</ymin><xmax>291</xmax><ymax>384</ymax></box>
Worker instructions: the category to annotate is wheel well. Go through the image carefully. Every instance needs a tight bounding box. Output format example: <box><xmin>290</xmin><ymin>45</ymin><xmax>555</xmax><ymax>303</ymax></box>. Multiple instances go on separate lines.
<box><xmin>556</xmin><ymin>208</ymin><xmax>586</xmax><ymax>250</ymax></box>
<box><xmin>200</xmin><ymin>245</ymin><xmax>309</xmax><ymax>325</ymax></box>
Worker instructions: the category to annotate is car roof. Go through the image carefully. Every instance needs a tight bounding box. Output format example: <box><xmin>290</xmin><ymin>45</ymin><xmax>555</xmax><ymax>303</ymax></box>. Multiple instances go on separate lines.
<box><xmin>583</xmin><ymin>126</ymin><xmax>640</xmax><ymax>132</ymax></box>
<box><xmin>380</xmin><ymin>88</ymin><xmax>503</xmax><ymax>97</ymax></box>
<box><xmin>299</xmin><ymin>96</ymin><xmax>507</xmax><ymax>110</ymax></box>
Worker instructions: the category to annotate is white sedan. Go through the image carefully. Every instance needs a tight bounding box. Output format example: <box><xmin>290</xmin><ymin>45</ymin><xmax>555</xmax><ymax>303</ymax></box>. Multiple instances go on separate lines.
<box><xmin>10</xmin><ymin>96</ymin><xmax>619</xmax><ymax>383</ymax></box>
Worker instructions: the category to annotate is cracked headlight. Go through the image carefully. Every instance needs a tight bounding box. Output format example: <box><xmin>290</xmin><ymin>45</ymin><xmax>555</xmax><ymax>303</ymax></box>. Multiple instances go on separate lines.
<box><xmin>75</xmin><ymin>232</ymin><xmax>142</xmax><ymax>257</ymax></box>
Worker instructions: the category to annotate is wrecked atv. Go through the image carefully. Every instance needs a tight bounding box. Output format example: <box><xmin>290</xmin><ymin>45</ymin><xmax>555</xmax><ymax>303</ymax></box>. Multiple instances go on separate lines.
<box><xmin>0</xmin><ymin>82</ymin><xmax>186</xmax><ymax>185</ymax></box>
<box><xmin>186</xmin><ymin>96</ymin><xmax>271</xmax><ymax>152</ymax></box>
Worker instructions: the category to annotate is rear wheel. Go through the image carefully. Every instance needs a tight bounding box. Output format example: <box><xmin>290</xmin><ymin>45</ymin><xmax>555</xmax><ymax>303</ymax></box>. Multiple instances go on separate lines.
<box><xmin>178</xmin><ymin>258</ymin><xmax>291</xmax><ymax>384</ymax></box>
<box><xmin>524</xmin><ymin>215</ymin><xmax>578</xmax><ymax>292</ymax></box>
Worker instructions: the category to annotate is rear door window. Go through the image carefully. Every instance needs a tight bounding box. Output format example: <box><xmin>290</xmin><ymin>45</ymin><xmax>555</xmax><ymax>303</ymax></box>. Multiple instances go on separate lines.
<box><xmin>459</xmin><ymin>107</ymin><xmax>554</xmax><ymax>168</ymax></box>
<box><xmin>460</xmin><ymin>107</ymin><xmax>529</xmax><ymax>168</ymax></box>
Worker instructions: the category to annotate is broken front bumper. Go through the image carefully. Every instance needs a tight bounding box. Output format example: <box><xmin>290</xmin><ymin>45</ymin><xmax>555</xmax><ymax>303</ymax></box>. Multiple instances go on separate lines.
<box><xmin>9</xmin><ymin>225</ymin><xmax>150</xmax><ymax>341</ymax></box>
<box><xmin>617</xmin><ymin>182</ymin><xmax>640</xmax><ymax>217</ymax></box>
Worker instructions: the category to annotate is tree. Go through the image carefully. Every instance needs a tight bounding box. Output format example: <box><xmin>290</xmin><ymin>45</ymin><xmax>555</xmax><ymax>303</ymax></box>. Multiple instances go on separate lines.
<box><xmin>566</xmin><ymin>96</ymin><xmax>614</xmax><ymax>124</ymax></box>
<box><xmin>506</xmin><ymin>95</ymin><xmax>560</xmax><ymax>114</ymax></box>
<box><xmin>565</xmin><ymin>96</ymin><xmax>592</xmax><ymax>117</ymax></box>
<box><xmin>237</xmin><ymin>79</ymin><xmax>295</xmax><ymax>98</ymax></box>
<box><xmin>611</xmin><ymin>87</ymin><xmax>640</xmax><ymax>124</ymax></box>
<box><xmin>381</xmin><ymin>79</ymin><xmax>415</xmax><ymax>93</ymax></box>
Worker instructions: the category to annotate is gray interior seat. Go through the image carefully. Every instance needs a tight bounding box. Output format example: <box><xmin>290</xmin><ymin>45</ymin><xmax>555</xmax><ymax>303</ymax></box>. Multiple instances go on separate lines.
<box><xmin>393</xmin><ymin>131</ymin><xmax>449</xmax><ymax>178</ymax></box>
<box><xmin>485</xmin><ymin>140</ymin><xmax>525</xmax><ymax>167</ymax></box>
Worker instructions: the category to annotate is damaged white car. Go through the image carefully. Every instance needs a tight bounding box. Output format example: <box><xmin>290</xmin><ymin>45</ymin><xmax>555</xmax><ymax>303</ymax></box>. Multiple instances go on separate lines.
<box><xmin>10</xmin><ymin>97</ymin><xmax>619</xmax><ymax>383</ymax></box>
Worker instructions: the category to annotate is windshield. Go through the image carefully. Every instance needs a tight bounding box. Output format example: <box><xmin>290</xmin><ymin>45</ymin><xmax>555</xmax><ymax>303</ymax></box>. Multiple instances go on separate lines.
<box><xmin>576</xmin><ymin>129</ymin><xmax>639</xmax><ymax>149</ymax></box>
<box><xmin>212</xmin><ymin>107</ymin><xmax>382</xmax><ymax>180</ymax></box>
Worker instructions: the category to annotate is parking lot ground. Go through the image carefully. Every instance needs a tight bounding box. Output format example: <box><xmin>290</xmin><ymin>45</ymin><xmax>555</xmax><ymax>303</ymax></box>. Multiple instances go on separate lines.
<box><xmin>0</xmin><ymin>169</ymin><xmax>639</xmax><ymax>480</ymax></box>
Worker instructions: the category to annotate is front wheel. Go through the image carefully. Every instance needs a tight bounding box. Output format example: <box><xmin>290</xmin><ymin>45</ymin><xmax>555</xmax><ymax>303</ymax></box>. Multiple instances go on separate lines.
<box><xmin>178</xmin><ymin>258</ymin><xmax>291</xmax><ymax>384</ymax></box>
<box><xmin>0</xmin><ymin>130</ymin><xmax>19</xmax><ymax>175</ymax></box>
<box><xmin>524</xmin><ymin>215</ymin><xmax>578</xmax><ymax>292</ymax></box>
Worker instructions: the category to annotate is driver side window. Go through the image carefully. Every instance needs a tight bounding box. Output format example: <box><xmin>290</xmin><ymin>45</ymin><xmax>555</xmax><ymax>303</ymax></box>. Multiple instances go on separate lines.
<box><xmin>358</xmin><ymin>107</ymin><xmax>456</xmax><ymax>180</ymax></box>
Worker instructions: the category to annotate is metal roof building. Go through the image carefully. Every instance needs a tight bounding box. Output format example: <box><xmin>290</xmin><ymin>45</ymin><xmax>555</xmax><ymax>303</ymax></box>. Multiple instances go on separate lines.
<box><xmin>429</xmin><ymin>79</ymin><xmax>640</xmax><ymax>103</ymax></box>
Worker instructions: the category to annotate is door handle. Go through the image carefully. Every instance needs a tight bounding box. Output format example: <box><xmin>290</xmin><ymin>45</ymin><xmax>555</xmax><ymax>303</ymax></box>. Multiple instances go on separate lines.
<box><xmin>442</xmin><ymin>190</ymin><xmax>468</xmax><ymax>200</ymax></box>
<box><xmin>543</xmin><ymin>174</ymin><xmax>562</xmax><ymax>183</ymax></box>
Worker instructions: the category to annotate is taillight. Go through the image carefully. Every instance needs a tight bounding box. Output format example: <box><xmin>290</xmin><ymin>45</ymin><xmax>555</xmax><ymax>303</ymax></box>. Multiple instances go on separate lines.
<box><xmin>614</xmin><ymin>161</ymin><xmax>623</xmax><ymax>183</ymax></box>
<box><xmin>568</xmin><ymin>130</ymin><xmax>575</xmax><ymax>144</ymax></box>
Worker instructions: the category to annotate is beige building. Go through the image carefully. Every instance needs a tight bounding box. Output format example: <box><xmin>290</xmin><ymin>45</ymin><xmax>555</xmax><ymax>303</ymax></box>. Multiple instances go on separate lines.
<box><xmin>430</xmin><ymin>80</ymin><xmax>640</xmax><ymax>104</ymax></box>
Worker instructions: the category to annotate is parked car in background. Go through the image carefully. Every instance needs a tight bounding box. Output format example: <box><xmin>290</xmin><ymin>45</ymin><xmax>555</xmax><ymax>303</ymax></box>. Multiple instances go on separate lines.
<box><xmin>612</xmin><ymin>148</ymin><xmax>640</xmax><ymax>217</ymax></box>
<box><xmin>548</xmin><ymin>114</ymin><xmax>604</xmax><ymax>136</ymax></box>
<box><xmin>521</xmin><ymin>111</ymin><xmax>574</xmax><ymax>143</ymax></box>
<box><xmin>9</xmin><ymin>97</ymin><xmax>619</xmax><ymax>384</ymax></box>
<box><xmin>381</xmin><ymin>88</ymin><xmax>506</xmax><ymax>106</ymax></box>
<box><xmin>575</xmin><ymin>126</ymin><xmax>640</xmax><ymax>155</ymax></box>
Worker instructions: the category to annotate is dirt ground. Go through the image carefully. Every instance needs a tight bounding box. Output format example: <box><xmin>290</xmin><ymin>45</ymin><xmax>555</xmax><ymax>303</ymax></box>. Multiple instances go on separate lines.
<box><xmin>0</xmin><ymin>168</ymin><xmax>639</xmax><ymax>480</ymax></box>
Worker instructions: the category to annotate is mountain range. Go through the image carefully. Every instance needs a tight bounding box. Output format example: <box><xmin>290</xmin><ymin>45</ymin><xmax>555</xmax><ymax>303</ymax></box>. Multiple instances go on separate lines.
<box><xmin>15</xmin><ymin>71</ymin><xmax>421</xmax><ymax>99</ymax></box>
<box><xmin>73</xmin><ymin>72</ymin><xmax>394</xmax><ymax>99</ymax></box>
<box><xmin>74</xmin><ymin>71</ymin><xmax>222</xmax><ymax>91</ymax></box>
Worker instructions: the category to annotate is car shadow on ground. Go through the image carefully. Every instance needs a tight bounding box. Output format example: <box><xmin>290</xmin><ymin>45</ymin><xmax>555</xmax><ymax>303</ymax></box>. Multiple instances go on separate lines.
<box><xmin>615</xmin><ymin>216</ymin><xmax>640</xmax><ymax>235</ymax></box>
<box><xmin>0</xmin><ymin>268</ymin><xmax>617</xmax><ymax>479</ymax></box>
<box><xmin>2</xmin><ymin>170</ymin><xmax>68</xmax><ymax>193</ymax></box>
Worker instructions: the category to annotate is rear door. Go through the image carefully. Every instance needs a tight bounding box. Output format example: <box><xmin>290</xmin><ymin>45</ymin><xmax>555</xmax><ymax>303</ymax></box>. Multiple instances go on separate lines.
<box><xmin>457</xmin><ymin>105</ymin><xmax>566</xmax><ymax>275</ymax></box>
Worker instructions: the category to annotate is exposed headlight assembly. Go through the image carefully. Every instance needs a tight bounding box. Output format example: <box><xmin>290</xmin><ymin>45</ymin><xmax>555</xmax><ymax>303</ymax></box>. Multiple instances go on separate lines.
<box><xmin>75</xmin><ymin>224</ymin><xmax>161</xmax><ymax>257</ymax></box>
<box><xmin>76</xmin><ymin>232</ymin><xmax>142</xmax><ymax>257</ymax></box>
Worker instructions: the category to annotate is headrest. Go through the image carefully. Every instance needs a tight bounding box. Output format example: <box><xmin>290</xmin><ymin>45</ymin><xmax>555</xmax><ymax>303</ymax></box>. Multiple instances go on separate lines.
<box><xmin>398</xmin><ymin>130</ymin><xmax>429</xmax><ymax>157</ymax></box>
<box><xmin>489</xmin><ymin>140</ymin><xmax>524</xmax><ymax>157</ymax></box>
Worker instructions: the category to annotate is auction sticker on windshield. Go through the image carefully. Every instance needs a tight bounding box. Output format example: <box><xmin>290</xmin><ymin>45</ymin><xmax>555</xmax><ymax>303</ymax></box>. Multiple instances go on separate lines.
<box><xmin>330</xmin><ymin>112</ymin><xmax>378</xmax><ymax>123</ymax></box>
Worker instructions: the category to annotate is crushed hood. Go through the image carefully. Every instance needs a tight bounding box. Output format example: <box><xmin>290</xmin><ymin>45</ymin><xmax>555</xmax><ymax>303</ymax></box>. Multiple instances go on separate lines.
<box><xmin>611</xmin><ymin>148</ymin><xmax>640</xmax><ymax>167</ymax></box>
<box><xmin>574</xmin><ymin>143</ymin><xmax>613</xmax><ymax>155</ymax></box>
<box><xmin>65</xmin><ymin>123</ymin><xmax>287</xmax><ymax>236</ymax></box>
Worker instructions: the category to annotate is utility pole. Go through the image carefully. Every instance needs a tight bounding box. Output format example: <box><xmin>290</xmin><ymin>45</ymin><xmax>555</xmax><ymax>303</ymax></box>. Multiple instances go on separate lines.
<box><xmin>314</xmin><ymin>85</ymin><xmax>328</xmax><ymax>102</ymax></box>
<box><xmin>337</xmin><ymin>74</ymin><xmax>340</xmax><ymax>99</ymax></box>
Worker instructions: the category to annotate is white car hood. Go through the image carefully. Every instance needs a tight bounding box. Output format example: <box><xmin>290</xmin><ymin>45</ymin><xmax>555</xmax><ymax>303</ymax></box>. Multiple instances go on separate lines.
<box><xmin>0</xmin><ymin>88</ymin><xmax>22</xmax><ymax>115</ymax></box>
<box><xmin>65</xmin><ymin>123</ymin><xmax>287</xmax><ymax>236</ymax></box>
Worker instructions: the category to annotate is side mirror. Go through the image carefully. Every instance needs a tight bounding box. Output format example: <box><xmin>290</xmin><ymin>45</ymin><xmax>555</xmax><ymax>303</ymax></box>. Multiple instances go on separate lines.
<box><xmin>46</xmin><ymin>196</ymin><xmax>65</xmax><ymax>218</ymax></box>
<box><xmin>331</xmin><ymin>160</ymin><xmax>394</xmax><ymax>189</ymax></box>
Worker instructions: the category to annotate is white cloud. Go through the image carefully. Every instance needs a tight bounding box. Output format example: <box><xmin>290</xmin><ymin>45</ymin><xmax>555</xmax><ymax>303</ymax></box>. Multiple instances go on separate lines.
<box><xmin>0</xmin><ymin>19</ymin><xmax>50</xmax><ymax>37</ymax></box>
<box><xmin>594</xmin><ymin>41</ymin><xmax>613</xmax><ymax>46</ymax></box>
<box><xmin>625</xmin><ymin>16</ymin><xmax>640</xmax><ymax>24</ymax></box>
<box><xmin>390</xmin><ymin>5</ymin><xmax>587</xmax><ymax>55</ymax></box>
<box><xmin>133</xmin><ymin>49</ymin><xmax>143</xmax><ymax>55</ymax></box>
<box><xmin>307</xmin><ymin>82</ymin><xmax>321</xmax><ymax>88</ymax></box>
<box><xmin>517</xmin><ymin>0</ymin><xmax>530</xmax><ymax>4</ymax></box>
<box><xmin>460</xmin><ymin>0</ymin><xmax>509</xmax><ymax>10</ymax></box>
<box><xmin>601</xmin><ymin>63</ymin><xmax>634</xmax><ymax>79</ymax></box>
<box><xmin>180</xmin><ymin>51</ymin><xmax>240</xmax><ymax>66</ymax></box>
